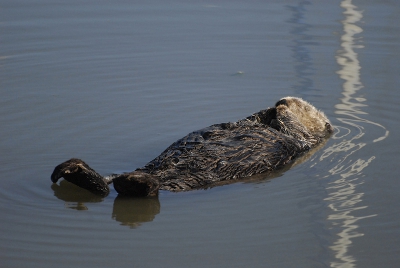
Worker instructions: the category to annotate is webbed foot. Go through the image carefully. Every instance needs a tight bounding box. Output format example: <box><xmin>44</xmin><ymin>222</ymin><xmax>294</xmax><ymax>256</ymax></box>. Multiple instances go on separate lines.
<box><xmin>51</xmin><ymin>158</ymin><xmax>110</xmax><ymax>197</ymax></box>
<box><xmin>113</xmin><ymin>171</ymin><xmax>160</xmax><ymax>197</ymax></box>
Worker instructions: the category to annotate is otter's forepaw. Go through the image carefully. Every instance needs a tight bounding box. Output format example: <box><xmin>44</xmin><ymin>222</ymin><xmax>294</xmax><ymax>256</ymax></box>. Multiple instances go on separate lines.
<box><xmin>51</xmin><ymin>158</ymin><xmax>110</xmax><ymax>197</ymax></box>
<box><xmin>113</xmin><ymin>171</ymin><xmax>160</xmax><ymax>197</ymax></box>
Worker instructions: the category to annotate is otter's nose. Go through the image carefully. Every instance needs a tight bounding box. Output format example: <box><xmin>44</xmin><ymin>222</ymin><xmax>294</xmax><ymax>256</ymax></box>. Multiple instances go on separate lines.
<box><xmin>326</xmin><ymin>122</ymin><xmax>334</xmax><ymax>133</ymax></box>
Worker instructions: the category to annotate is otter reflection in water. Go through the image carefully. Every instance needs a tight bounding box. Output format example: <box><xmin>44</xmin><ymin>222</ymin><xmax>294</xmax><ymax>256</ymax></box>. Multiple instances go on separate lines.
<box><xmin>51</xmin><ymin>97</ymin><xmax>333</xmax><ymax>197</ymax></box>
<box><xmin>51</xmin><ymin>181</ymin><xmax>160</xmax><ymax>228</ymax></box>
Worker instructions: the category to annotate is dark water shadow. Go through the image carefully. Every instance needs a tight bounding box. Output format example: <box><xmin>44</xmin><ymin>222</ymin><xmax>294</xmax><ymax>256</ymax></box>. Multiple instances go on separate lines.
<box><xmin>51</xmin><ymin>180</ymin><xmax>161</xmax><ymax>227</ymax></box>
<box><xmin>112</xmin><ymin>195</ymin><xmax>160</xmax><ymax>229</ymax></box>
<box><xmin>51</xmin><ymin>180</ymin><xmax>105</xmax><ymax>210</ymax></box>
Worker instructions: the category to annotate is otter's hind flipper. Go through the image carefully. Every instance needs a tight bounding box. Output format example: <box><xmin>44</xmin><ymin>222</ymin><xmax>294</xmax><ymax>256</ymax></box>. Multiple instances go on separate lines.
<box><xmin>113</xmin><ymin>172</ymin><xmax>160</xmax><ymax>197</ymax></box>
<box><xmin>51</xmin><ymin>158</ymin><xmax>110</xmax><ymax>197</ymax></box>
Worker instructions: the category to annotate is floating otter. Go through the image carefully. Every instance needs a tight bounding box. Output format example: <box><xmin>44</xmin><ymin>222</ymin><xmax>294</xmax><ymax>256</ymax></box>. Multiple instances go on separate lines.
<box><xmin>51</xmin><ymin>97</ymin><xmax>333</xmax><ymax>197</ymax></box>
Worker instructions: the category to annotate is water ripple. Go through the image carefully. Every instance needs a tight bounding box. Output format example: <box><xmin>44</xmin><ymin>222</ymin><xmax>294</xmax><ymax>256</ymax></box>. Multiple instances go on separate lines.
<box><xmin>315</xmin><ymin>1</ymin><xmax>389</xmax><ymax>267</ymax></box>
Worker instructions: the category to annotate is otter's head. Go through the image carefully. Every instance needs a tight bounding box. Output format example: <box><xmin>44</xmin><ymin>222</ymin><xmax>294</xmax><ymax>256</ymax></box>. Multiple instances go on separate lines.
<box><xmin>272</xmin><ymin>97</ymin><xmax>333</xmax><ymax>144</ymax></box>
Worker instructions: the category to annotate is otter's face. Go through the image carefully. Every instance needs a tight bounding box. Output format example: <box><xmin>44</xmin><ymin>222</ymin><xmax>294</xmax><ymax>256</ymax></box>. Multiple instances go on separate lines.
<box><xmin>275</xmin><ymin>97</ymin><xmax>333</xmax><ymax>138</ymax></box>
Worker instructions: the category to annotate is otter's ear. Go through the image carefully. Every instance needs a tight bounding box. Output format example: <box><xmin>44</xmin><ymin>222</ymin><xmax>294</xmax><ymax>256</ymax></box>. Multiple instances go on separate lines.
<box><xmin>275</xmin><ymin>99</ymin><xmax>288</xmax><ymax>107</ymax></box>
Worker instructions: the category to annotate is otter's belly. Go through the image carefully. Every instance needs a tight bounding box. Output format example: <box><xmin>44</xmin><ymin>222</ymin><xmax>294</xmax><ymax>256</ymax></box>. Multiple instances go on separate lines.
<box><xmin>138</xmin><ymin>121</ymin><xmax>310</xmax><ymax>191</ymax></box>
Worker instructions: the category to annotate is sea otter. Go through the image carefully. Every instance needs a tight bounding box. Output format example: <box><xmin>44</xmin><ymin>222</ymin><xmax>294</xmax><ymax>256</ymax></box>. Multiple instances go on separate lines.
<box><xmin>51</xmin><ymin>97</ymin><xmax>333</xmax><ymax>197</ymax></box>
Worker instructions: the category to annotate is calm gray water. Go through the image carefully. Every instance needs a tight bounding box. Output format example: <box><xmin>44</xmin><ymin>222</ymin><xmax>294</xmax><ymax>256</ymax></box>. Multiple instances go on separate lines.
<box><xmin>1</xmin><ymin>0</ymin><xmax>399</xmax><ymax>267</ymax></box>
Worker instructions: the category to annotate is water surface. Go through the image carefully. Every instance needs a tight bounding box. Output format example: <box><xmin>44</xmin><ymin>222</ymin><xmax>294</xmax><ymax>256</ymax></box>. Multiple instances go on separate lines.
<box><xmin>1</xmin><ymin>0</ymin><xmax>400</xmax><ymax>267</ymax></box>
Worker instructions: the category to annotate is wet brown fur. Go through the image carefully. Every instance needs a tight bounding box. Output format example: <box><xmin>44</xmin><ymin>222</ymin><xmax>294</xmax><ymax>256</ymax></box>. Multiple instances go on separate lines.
<box><xmin>51</xmin><ymin>97</ymin><xmax>333</xmax><ymax>196</ymax></box>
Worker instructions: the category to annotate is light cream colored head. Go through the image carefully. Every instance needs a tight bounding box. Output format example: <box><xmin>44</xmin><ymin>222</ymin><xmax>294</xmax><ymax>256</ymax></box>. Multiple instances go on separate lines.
<box><xmin>275</xmin><ymin>96</ymin><xmax>333</xmax><ymax>139</ymax></box>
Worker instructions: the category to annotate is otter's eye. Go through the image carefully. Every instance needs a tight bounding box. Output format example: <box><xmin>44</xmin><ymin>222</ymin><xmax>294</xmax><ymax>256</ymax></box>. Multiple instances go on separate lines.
<box><xmin>275</xmin><ymin>99</ymin><xmax>288</xmax><ymax>107</ymax></box>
